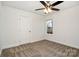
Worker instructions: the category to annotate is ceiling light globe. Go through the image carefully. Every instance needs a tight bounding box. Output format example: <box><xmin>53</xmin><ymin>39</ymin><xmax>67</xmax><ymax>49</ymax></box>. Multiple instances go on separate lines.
<box><xmin>48</xmin><ymin>8</ymin><xmax>52</xmax><ymax>12</ymax></box>
<box><xmin>44</xmin><ymin>9</ymin><xmax>48</xmax><ymax>14</ymax></box>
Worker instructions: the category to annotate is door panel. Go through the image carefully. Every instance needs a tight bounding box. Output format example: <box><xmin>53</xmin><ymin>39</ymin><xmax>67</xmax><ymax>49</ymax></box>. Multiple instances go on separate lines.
<box><xmin>18</xmin><ymin>16</ymin><xmax>32</xmax><ymax>43</ymax></box>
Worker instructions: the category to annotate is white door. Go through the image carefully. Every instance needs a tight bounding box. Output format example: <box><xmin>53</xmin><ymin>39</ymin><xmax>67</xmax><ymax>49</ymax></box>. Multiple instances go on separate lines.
<box><xmin>18</xmin><ymin>16</ymin><xmax>32</xmax><ymax>43</ymax></box>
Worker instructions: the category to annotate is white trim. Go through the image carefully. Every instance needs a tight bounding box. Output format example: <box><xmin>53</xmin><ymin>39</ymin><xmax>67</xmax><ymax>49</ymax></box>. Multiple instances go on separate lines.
<box><xmin>1</xmin><ymin>39</ymin><xmax>44</xmax><ymax>50</ymax></box>
<box><xmin>46</xmin><ymin>39</ymin><xmax>79</xmax><ymax>49</ymax></box>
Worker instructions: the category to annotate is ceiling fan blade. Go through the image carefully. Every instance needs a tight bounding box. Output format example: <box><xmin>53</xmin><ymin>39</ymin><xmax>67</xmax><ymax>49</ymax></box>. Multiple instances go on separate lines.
<box><xmin>40</xmin><ymin>1</ymin><xmax>48</xmax><ymax>8</ymax></box>
<box><xmin>51</xmin><ymin>1</ymin><xmax>64</xmax><ymax>6</ymax></box>
<box><xmin>46</xmin><ymin>1</ymin><xmax>50</xmax><ymax>3</ymax></box>
<box><xmin>35</xmin><ymin>8</ymin><xmax>45</xmax><ymax>11</ymax></box>
<box><xmin>51</xmin><ymin>8</ymin><xmax>60</xmax><ymax>11</ymax></box>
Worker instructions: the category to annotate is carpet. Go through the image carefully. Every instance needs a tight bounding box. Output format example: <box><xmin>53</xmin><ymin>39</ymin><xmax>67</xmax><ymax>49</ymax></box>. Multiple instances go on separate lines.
<box><xmin>1</xmin><ymin>40</ymin><xmax>79</xmax><ymax>57</ymax></box>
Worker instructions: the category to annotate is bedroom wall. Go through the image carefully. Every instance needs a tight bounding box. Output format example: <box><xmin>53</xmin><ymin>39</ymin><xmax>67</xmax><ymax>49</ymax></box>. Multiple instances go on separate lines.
<box><xmin>44</xmin><ymin>5</ymin><xmax>79</xmax><ymax>48</ymax></box>
<box><xmin>0</xmin><ymin>2</ymin><xmax>1</xmax><ymax>49</ymax></box>
<box><xmin>0</xmin><ymin>1</ymin><xmax>2</xmax><ymax>55</ymax></box>
<box><xmin>0</xmin><ymin>5</ymin><xmax>45</xmax><ymax>49</ymax></box>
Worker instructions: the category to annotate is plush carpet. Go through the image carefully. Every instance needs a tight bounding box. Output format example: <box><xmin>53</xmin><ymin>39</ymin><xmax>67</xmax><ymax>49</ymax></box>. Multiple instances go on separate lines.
<box><xmin>1</xmin><ymin>40</ymin><xmax>79</xmax><ymax>57</ymax></box>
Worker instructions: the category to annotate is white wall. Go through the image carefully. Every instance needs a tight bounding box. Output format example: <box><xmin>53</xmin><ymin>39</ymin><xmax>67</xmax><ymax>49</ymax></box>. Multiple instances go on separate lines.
<box><xmin>0</xmin><ymin>2</ymin><xmax>2</xmax><ymax>50</ymax></box>
<box><xmin>0</xmin><ymin>1</ymin><xmax>2</xmax><ymax>55</ymax></box>
<box><xmin>0</xmin><ymin>5</ymin><xmax>45</xmax><ymax>49</ymax></box>
<box><xmin>44</xmin><ymin>5</ymin><xmax>79</xmax><ymax>48</ymax></box>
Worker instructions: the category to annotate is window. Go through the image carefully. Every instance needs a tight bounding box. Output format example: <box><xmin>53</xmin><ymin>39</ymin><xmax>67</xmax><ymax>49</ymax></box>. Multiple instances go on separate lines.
<box><xmin>46</xmin><ymin>20</ymin><xmax>53</xmax><ymax>34</ymax></box>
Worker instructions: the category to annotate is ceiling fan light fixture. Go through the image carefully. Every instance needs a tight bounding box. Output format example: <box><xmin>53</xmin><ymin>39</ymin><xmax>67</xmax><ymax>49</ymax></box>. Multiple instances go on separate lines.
<box><xmin>44</xmin><ymin>7</ymin><xmax>52</xmax><ymax>14</ymax></box>
<box><xmin>36</xmin><ymin>1</ymin><xmax>64</xmax><ymax>14</ymax></box>
<box><xmin>44</xmin><ymin>9</ymin><xmax>48</xmax><ymax>14</ymax></box>
<box><xmin>47</xmin><ymin>7</ymin><xmax>52</xmax><ymax>12</ymax></box>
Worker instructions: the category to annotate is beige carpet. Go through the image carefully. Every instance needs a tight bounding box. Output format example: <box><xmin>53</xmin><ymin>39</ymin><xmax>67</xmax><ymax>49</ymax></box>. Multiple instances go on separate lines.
<box><xmin>1</xmin><ymin>40</ymin><xmax>79</xmax><ymax>57</ymax></box>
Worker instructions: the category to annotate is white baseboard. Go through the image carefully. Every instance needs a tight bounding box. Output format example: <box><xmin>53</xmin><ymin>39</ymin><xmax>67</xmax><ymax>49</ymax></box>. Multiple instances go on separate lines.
<box><xmin>47</xmin><ymin>39</ymin><xmax>79</xmax><ymax>49</ymax></box>
<box><xmin>1</xmin><ymin>39</ymin><xmax>44</xmax><ymax>50</ymax></box>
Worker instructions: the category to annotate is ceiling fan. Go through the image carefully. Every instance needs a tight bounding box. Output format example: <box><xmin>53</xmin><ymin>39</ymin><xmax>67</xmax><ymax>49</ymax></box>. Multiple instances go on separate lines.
<box><xmin>35</xmin><ymin>1</ymin><xmax>64</xmax><ymax>14</ymax></box>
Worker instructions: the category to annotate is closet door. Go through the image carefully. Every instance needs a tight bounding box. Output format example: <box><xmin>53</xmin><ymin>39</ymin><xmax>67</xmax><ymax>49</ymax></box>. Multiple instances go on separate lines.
<box><xmin>18</xmin><ymin>16</ymin><xmax>32</xmax><ymax>43</ymax></box>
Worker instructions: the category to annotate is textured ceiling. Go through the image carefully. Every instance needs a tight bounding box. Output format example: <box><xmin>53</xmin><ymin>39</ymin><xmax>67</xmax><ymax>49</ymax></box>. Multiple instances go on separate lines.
<box><xmin>1</xmin><ymin>1</ymin><xmax>79</xmax><ymax>16</ymax></box>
